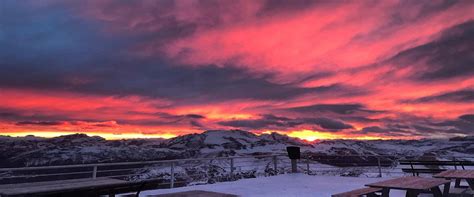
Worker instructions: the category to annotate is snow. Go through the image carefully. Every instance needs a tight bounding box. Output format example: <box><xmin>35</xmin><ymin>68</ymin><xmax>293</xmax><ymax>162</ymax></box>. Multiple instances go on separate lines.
<box><xmin>139</xmin><ymin>174</ymin><xmax>413</xmax><ymax>197</ymax></box>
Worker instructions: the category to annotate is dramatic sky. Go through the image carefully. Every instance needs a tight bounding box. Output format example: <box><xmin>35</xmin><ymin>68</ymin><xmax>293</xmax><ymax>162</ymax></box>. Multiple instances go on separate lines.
<box><xmin>1</xmin><ymin>0</ymin><xmax>473</xmax><ymax>140</ymax></box>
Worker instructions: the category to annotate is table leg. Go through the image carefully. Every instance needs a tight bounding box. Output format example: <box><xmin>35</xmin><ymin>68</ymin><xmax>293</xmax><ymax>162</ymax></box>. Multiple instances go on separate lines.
<box><xmin>455</xmin><ymin>178</ymin><xmax>461</xmax><ymax>188</ymax></box>
<box><xmin>381</xmin><ymin>188</ymin><xmax>390</xmax><ymax>197</ymax></box>
<box><xmin>367</xmin><ymin>193</ymin><xmax>378</xmax><ymax>197</ymax></box>
<box><xmin>405</xmin><ymin>189</ymin><xmax>419</xmax><ymax>197</ymax></box>
<box><xmin>442</xmin><ymin>182</ymin><xmax>451</xmax><ymax>197</ymax></box>
<box><xmin>467</xmin><ymin>179</ymin><xmax>474</xmax><ymax>190</ymax></box>
<box><xmin>430</xmin><ymin>186</ymin><xmax>443</xmax><ymax>197</ymax></box>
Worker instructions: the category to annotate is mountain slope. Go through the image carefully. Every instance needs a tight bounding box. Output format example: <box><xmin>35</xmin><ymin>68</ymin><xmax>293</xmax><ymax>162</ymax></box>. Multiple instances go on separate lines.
<box><xmin>0</xmin><ymin>130</ymin><xmax>473</xmax><ymax>167</ymax></box>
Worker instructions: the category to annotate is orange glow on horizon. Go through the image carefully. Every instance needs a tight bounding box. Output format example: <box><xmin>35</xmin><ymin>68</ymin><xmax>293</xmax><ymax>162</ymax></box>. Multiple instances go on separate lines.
<box><xmin>283</xmin><ymin>130</ymin><xmax>417</xmax><ymax>141</ymax></box>
<box><xmin>0</xmin><ymin>131</ymin><xmax>177</xmax><ymax>140</ymax></box>
<box><xmin>2</xmin><ymin>129</ymin><xmax>410</xmax><ymax>141</ymax></box>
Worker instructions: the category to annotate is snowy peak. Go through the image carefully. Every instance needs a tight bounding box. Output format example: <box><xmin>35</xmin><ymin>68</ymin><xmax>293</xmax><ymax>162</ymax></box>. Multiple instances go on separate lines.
<box><xmin>46</xmin><ymin>133</ymin><xmax>106</xmax><ymax>145</ymax></box>
<box><xmin>166</xmin><ymin>133</ymin><xmax>205</xmax><ymax>149</ymax></box>
<box><xmin>259</xmin><ymin>132</ymin><xmax>310</xmax><ymax>147</ymax></box>
<box><xmin>166</xmin><ymin>130</ymin><xmax>311</xmax><ymax>151</ymax></box>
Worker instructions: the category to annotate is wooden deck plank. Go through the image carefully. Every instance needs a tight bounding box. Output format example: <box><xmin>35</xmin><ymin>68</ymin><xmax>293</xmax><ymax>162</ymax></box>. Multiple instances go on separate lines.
<box><xmin>0</xmin><ymin>178</ymin><xmax>128</xmax><ymax>196</ymax></box>
<box><xmin>365</xmin><ymin>176</ymin><xmax>450</xmax><ymax>190</ymax></box>
<box><xmin>332</xmin><ymin>187</ymin><xmax>382</xmax><ymax>197</ymax></box>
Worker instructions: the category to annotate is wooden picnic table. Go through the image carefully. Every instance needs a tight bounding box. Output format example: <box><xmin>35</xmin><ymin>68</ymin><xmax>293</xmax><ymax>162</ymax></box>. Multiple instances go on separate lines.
<box><xmin>434</xmin><ymin>170</ymin><xmax>474</xmax><ymax>190</ymax></box>
<box><xmin>0</xmin><ymin>177</ymin><xmax>130</xmax><ymax>197</ymax></box>
<box><xmin>366</xmin><ymin>176</ymin><xmax>451</xmax><ymax>197</ymax></box>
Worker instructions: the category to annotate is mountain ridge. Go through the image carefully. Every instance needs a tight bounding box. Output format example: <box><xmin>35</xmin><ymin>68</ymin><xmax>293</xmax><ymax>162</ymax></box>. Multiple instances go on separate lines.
<box><xmin>0</xmin><ymin>130</ymin><xmax>472</xmax><ymax>168</ymax></box>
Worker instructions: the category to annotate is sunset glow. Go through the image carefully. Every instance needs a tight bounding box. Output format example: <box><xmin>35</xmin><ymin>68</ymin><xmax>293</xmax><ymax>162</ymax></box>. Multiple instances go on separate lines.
<box><xmin>1</xmin><ymin>0</ymin><xmax>473</xmax><ymax>140</ymax></box>
<box><xmin>288</xmin><ymin>130</ymin><xmax>341</xmax><ymax>141</ymax></box>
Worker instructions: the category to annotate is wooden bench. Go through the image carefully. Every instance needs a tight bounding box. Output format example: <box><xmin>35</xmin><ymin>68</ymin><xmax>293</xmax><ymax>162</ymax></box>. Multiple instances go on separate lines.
<box><xmin>399</xmin><ymin>160</ymin><xmax>474</xmax><ymax>176</ymax></box>
<box><xmin>332</xmin><ymin>187</ymin><xmax>382</xmax><ymax>197</ymax></box>
<box><xmin>399</xmin><ymin>160</ymin><xmax>474</xmax><ymax>188</ymax></box>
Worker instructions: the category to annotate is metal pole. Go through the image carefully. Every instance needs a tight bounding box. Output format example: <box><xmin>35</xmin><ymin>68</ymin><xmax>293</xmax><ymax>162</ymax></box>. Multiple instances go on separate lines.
<box><xmin>230</xmin><ymin>158</ymin><xmax>234</xmax><ymax>176</ymax></box>
<box><xmin>377</xmin><ymin>157</ymin><xmax>382</xmax><ymax>177</ymax></box>
<box><xmin>291</xmin><ymin>159</ymin><xmax>297</xmax><ymax>173</ymax></box>
<box><xmin>92</xmin><ymin>165</ymin><xmax>97</xmax><ymax>179</ymax></box>
<box><xmin>306</xmin><ymin>158</ymin><xmax>310</xmax><ymax>174</ymax></box>
<box><xmin>453</xmin><ymin>157</ymin><xmax>457</xmax><ymax>170</ymax></box>
<box><xmin>273</xmin><ymin>156</ymin><xmax>278</xmax><ymax>174</ymax></box>
<box><xmin>170</xmin><ymin>162</ymin><xmax>175</xmax><ymax>188</ymax></box>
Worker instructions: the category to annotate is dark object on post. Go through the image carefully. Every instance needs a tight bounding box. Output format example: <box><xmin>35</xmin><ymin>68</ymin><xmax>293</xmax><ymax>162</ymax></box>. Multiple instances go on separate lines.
<box><xmin>286</xmin><ymin>146</ymin><xmax>300</xmax><ymax>160</ymax></box>
<box><xmin>287</xmin><ymin>146</ymin><xmax>300</xmax><ymax>173</ymax></box>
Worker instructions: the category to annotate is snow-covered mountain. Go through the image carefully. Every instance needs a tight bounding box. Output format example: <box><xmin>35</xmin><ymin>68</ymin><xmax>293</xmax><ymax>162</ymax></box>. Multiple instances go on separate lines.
<box><xmin>0</xmin><ymin>130</ymin><xmax>473</xmax><ymax>168</ymax></box>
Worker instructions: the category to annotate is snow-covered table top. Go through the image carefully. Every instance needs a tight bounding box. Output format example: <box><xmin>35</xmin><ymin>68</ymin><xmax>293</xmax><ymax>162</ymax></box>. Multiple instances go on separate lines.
<box><xmin>139</xmin><ymin>174</ymin><xmax>412</xmax><ymax>197</ymax></box>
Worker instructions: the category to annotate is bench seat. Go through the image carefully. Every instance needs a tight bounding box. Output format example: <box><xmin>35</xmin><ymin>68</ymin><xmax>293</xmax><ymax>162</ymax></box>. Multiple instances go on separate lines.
<box><xmin>401</xmin><ymin>168</ymin><xmax>446</xmax><ymax>176</ymax></box>
<box><xmin>332</xmin><ymin>187</ymin><xmax>382</xmax><ymax>197</ymax></box>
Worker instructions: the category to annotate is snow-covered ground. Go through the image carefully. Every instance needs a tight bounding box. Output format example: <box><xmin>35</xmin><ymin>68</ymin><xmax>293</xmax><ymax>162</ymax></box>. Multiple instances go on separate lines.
<box><xmin>139</xmin><ymin>174</ymin><xmax>415</xmax><ymax>197</ymax></box>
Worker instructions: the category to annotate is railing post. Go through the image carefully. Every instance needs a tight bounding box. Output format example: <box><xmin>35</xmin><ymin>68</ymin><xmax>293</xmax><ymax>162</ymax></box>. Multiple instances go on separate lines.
<box><xmin>230</xmin><ymin>158</ymin><xmax>234</xmax><ymax>176</ymax></box>
<box><xmin>273</xmin><ymin>156</ymin><xmax>278</xmax><ymax>175</ymax></box>
<box><xmin>453</xmin><ymin>156</ymin><xmax>457</xmax><ymax>170</ymax></box>
<box><xmin>306</xmin><ymin>158</ymin><xmax>310</xmax><ymax>174</ymax></box>
<box><xmin>92</xmin><ymin>165</ymin><xmax>97</xmax><ymax>179</ymax></box>
<box><xmin>291</xmin><ymin>159</ymin><xmax>297</xmax><ymax>173</ymax></box>
<box><xmin>170</xmin><ymin>162</ymin><xmax>175</xmax><ymax>188</ymax></box>
<box><xmin>377</xmin><ymin>157</ymin><xmax>382</xmax><ymax>178</ymax></box>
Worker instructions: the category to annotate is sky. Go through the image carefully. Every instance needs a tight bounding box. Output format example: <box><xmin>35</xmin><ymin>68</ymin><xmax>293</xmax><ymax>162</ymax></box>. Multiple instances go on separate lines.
<box><xmin>0</xmin><ymin>0</ymin><xmax>473</xmax><ymax>140</ymax></box>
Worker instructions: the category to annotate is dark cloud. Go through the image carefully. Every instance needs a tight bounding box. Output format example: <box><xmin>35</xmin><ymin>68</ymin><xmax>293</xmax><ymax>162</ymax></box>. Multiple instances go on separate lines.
<box><xmin>359</xmin><ymin>124</ymin><xmax>424</xmax><ymax>137</ymax></box>
<box><xmin>387</xmin><ymin>123</ymin><xmax>411</xmax><ymax>130</ymax></box>
<box><xmin>257</xmin><ymin>0</ymin><xmax>334</xmax><ymax>16</ymax></box>
<box><xmin>0</xmin><ymin>108</ymin><xmax>68</xmax><ymax>122</ymax></box>
<box><xmin>359</xmin><ymin>126</ymin><xmax>422</xmax><ymax>137</ymax></box>
<box><xmin>126</xmin><ymin>111</ymin><xmax>206</xmax><ymax>120</ymax></box>
<box><xmin>190</xmin><ymin>120</ymin><xmax>204</xmax><ymax>128</ymax></box>
<box><xmin>284</xmin><ymin>104</ymin><xmax>379</xmax><ymax>115</ymax></box>
<box><xmin>218</xmin><ymin>114</ymin><xmax>353</xmax><ymax>131</ymax></box>
<box><xmin>387</xmin><ymin>0</ymin><xmax>461</xmax><ymax>25</ymax></box>
<box><xmin>1</xmin><ymin>61</ymin><xmax>346</xmax><ymax>103</ymax></box>
<box><xmin>432</xmin><ymin>119</ymin><xmax>474</xmax><ymax>134</ymax></box>
<box><xmin>185</xmin><ymin>114</ymin><xmax>206</xmax><ymax>119</ymax></box>
<box><xmin>0</xmin><ymin>1</ymin><xmax>128</xmax><ymax>92</ymax></box>
<box><xmin>217</xmin><ymin>114</ymin><xmax>300</xmax><ymax>129</ymax></box>
<box><xmin>0</xmin><ymin>108</ymin><xmax>204</xmax><ymax>128</ymax></box>
<box><xmin>361</xmin><ymin>126</ymin><xmax>386</xmax><ymax>133</ymax></box>
<box><xmin>218</xmin><ymin>119</ymin><xmax>283</xmax><ymax>130</ymax></box>
<box><xmin>0</xmin><ymin>109</ymin><xmax>114</xmax><ymax>127</ymax></box>
<box><xmin>459</xmin><ymin>114</ymin><xmax>474</xmax><ymax>122</ymax></box>
<box><xmin>359</xmin><ymin>114</ymin><xmax>474</xmax><ymax>136</ymax></box>
<box><xmin>0</xmin><ymin>2</ymin><xmax>345</xmax><ymax>104</ymax></box>
<box><xmin>302</xmin><ymin>118</ymin><xmax>353</xmax><ymax>131</ymax></box>
<box><xmin>412</xmin><ymin>125</ymin><xmax>437</xmax><ymax>132</ymax></box>
<box><xmin>260</xmin><ymin>114</ymin><xmax>292</xmax><ymax>121</ymax></box>
<box><xmin>409</xmin><ymin>89</ymin><xmax>474</xmax><ymax>103</ymax></box>
<box><xmin>341</xmin><ymin>116</ymin><xmax>380</xmax><ymax>123</ymax></box>
<box><xmin>390</xmin><ymin>20</ymin><xmax>474</xmax><ymax>81</ymax></box>
<box><xmin>15</xmin><ymin>121</ymin><xmax>64</xmax><ymax>126</ymax></box>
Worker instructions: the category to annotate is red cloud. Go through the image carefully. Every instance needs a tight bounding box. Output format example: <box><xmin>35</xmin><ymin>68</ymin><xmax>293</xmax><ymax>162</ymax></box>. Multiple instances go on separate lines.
<box><xmin>161</xmin><ymin>1</ymin><xmax>473</xmax><ymax>80</ymax></box>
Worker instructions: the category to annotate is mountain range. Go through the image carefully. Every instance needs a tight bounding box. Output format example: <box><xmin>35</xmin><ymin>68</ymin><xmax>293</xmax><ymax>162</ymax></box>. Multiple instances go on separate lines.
<box><xmin>0</xmin><ymin>130</ymin><xmax>473</xmax><ymax>168</ymax></box>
